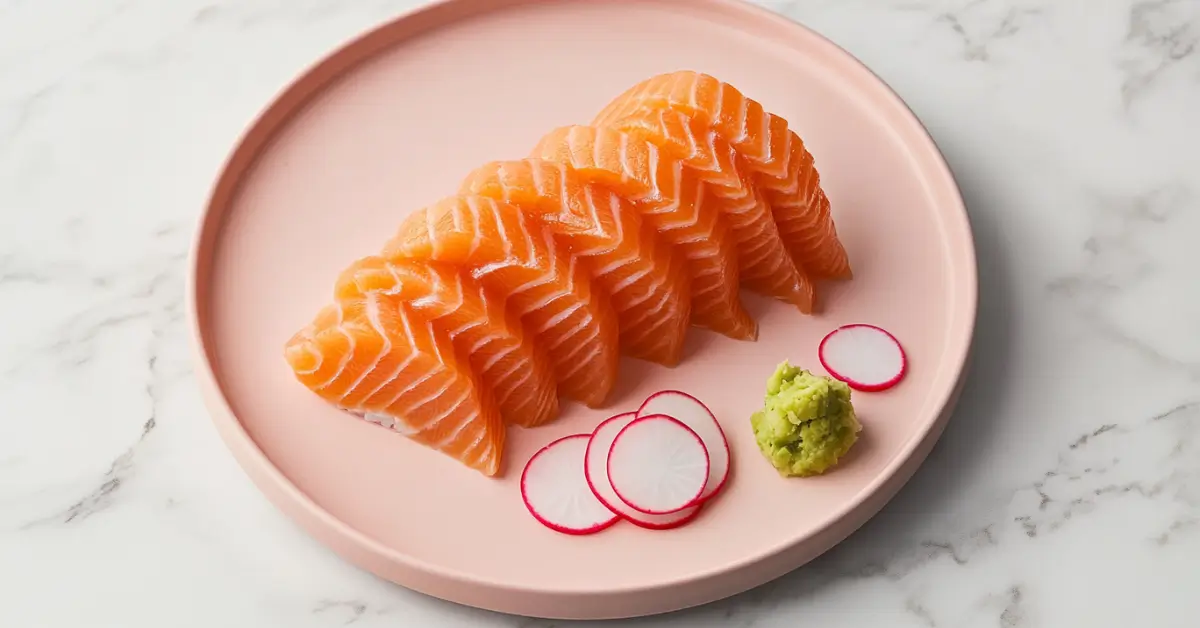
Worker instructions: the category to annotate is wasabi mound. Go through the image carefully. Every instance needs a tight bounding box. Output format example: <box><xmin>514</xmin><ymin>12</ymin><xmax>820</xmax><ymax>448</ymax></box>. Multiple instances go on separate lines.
<box><xmin>750</xmin><ymin>361</ymin><xmax>861</xmax><ymax>477</ymax></box>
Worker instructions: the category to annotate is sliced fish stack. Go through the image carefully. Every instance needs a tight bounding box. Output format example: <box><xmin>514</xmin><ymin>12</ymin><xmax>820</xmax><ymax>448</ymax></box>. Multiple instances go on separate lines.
<box><xmin>283</xmin><ymin>71</ymin><xmax>851</xmax><ymax>476</ymax></box>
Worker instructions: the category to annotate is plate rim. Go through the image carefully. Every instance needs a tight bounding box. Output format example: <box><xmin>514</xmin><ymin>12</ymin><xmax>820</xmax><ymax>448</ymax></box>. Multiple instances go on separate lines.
<box><xmin>185</xmin><ymin>0</ymin><xmax>978</xmax><ymax>618</ymax></box>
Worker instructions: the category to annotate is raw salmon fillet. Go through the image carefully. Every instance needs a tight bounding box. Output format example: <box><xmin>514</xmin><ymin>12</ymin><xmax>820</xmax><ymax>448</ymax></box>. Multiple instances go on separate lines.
<box><xmin>333</xmin><ymin>256</ymin><xmax>558</xmax><ymax>428</ymax></box>
<box><xmin>594</xmin><ymin>70</ymin><xmax>852</xmax><ymax>280</ymax></box>
<box><xmin>459</xmin><ymin>159</ymin><xmax>692</xmax><ymax>367</ymax></box>
<box><xmin>530</xmin><ymin>124</ymin><xmax>756</xmax><ymax>341</ymax></box>
<box><xmin>383</xmin><ymin>195</ymin><xmax>620</xmax><ymax>407</ymax></box>
<box><xmin>284</xmin><ymin>293</ymin><xmax>504</xmax><ymax>476</ymax></box>
<box><xmin>600</xmin><ymin>107</ymin><xmax>815</xmax><ymax>313</ymax></box>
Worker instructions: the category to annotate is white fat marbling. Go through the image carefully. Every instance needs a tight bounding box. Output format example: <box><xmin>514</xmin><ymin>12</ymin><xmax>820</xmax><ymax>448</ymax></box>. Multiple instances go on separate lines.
<box><xmin>1</xmin><ymin>0</ymin><xmax>1198</xmax><ymax>626</ymax></box>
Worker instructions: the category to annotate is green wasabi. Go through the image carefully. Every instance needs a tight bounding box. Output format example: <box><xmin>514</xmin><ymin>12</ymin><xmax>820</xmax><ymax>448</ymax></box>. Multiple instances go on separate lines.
<box><xmin>750</xmin><ymin>360</ymin><xmax>862</xmax><ymax>477</ymax></box>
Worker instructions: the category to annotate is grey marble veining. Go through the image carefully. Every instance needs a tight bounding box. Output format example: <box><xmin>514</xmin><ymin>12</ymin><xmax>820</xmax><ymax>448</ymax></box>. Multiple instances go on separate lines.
<box><xmin>2</xmin><ymin>0</ymin><xmax>1198</xmax><ymax>626</ymax></box>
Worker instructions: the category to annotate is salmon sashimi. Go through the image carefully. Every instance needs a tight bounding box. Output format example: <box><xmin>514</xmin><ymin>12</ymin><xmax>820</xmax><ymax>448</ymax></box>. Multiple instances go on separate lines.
<box><xmin>593</xmin><ymin>70</ymin><xmax>851</xmax><ymax>280</ymax></box>
<box><xmin>600</xmin><ymin>107</ymin><xmax>815</xmax><ymax>313</ymax></box>
<box><xmin>284</xmin><ymin>293</ymin><xmax>504</xmax><ymax>476</ymax></box>
<box><xmin>459</xmin><ymin>159</ymin><xmax>692</xmax><ymax>367</ymax></box>
<box><xmin>281</xmin><ymin>72</ymin><xmax>856</xmax><ymax>479</ymax></box>
<box><xmin>333</xmin><ymin>256</ymin><xmax>558</xmax><ymax>428</ymax></box>
<box><xmin>383</xmin><ymin>195</ymin><xmax>620</xmax><ymax>407</ymax></box>
<box><xmin>530</xmin><ymin>125</ymin><xmax>756</xmax><ymax>341</ymax></box>
<box><xmin>757</xmin><ymin>136</ymin><xmax>850</xmax><ymax>279</ymax></box>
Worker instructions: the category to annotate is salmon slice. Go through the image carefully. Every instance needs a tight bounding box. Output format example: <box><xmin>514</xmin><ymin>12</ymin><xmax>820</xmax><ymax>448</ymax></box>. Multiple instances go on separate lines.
<box><xmin>530</xmin><ymin>124</ymin><xmax>756</xmax><ymax>341</ymax></box>
<box><xmin>333</xmin><ymin>256</ymin><xmax>558</xmax><ymax>428</ymax></box>
<box><xmin>600</xmin><ymin>107</ymin><xmax>815</xmax><ymax>313</ymax></box>
<box><xmin>459</xmin><ymin>159</ymin><xmax>692</xmax><ymax>367</ymax></box>
<box><xmin>383</xmin><ymin>194</ymin><xmax>620</xmax><ymax>407</ymax></box>
<box><xmin>594</xmin><ymin>70</ymin><xmax>851</xmax><ymax>280</ymax></box>
<box><xmin>283</xmin><ymin>293</ymin><xmax>504</xmax><ymax>476</ymax></box>
<box><xmin>757</xmin><ymin>135</ymin><xmax>850</xmax><ymax>279</ymax></box>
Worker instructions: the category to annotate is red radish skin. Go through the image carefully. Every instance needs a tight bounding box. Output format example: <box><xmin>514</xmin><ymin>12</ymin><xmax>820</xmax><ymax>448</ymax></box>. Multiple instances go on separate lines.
<box><xmin>818</xmin><ymin>323</ymin><xmax>908</xmax><ymax>392</ymax></box>
<box><xmin>521</xmin><ymin>434</ymin><xmax>620</xmax><ymax>535</ymax></box>
<box><xmin>585</xmin><ymin>413</ymin><xmax>703</xmax><ymax>530</ymax></box>
<box><xmin>626</xmin><ymin>503</ymin><xmax>703</xmax><ymax>531</ymax></box>
<box><xmin>636</xmin><ymin>390</ymin><xmax>730</xmax><ymax>504</ymax></box>
<box><xmin>607</xmin><ymin>414</ymin><xmax>710</xmax><ymax>516</ymax></box>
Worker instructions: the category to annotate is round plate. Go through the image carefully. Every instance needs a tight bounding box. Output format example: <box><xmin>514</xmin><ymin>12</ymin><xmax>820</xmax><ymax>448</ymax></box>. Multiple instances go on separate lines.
<box><xmin>187</xmin><ymin>0</ymin><xmax>976</xmax><ymax>620</ymax></box>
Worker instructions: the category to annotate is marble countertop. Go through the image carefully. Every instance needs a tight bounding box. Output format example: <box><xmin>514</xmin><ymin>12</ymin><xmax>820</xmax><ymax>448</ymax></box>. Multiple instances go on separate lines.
<box><xmin>2</xmin><ymin>0</ymin><xmax>1198</xmax><ymax>626</ymax></box>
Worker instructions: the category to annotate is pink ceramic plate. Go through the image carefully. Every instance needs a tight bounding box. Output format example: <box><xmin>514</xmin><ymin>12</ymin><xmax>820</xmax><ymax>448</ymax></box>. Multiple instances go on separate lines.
<box><xmin>187</xmin><ymin>0</ymin><xmax>976</xmax><ymax>620</ymax></box>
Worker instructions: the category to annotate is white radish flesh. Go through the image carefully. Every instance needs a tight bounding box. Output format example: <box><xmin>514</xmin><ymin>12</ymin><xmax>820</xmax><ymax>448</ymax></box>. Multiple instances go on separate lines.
<box><xmin>607</xmin><ymin>415</ymin><xmax>709</xmax><ymax>515</ymax></box>
<box><xmin>818</xmin><ymin>324</ymin><xmax>907</xmax><ymax>392</ymax></box>
<box><xmin>521</xmin><ymin>434</ymin><xmax>619</xmax><ymax>535</ymax></box>
<box><xmin>637</xmin><ymin>390</ymin><xmax>730</xmax><ymax>503</ymax></box>
<box><xmin>585</xmin><ymin>413</ymin><xmax>702</xmax><ymax>529</ymax></box>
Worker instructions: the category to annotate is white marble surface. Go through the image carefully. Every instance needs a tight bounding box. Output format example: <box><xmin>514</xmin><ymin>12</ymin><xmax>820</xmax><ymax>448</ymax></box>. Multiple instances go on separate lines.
<box><xmin>2</xmin><ymin>0</ymin><xmax>1198</xmax><ymax>625</ymax></box>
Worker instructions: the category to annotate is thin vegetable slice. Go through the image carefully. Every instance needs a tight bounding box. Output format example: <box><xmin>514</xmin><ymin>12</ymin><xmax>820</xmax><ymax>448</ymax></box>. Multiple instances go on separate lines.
<box><xmin>637</xmin><ymin>390</ymin><xmax>730</xmax><ymax>502</ymax></box>
<box><xmin>607</xmin><ymin>414</ymin><xmax>709</xmax><ymax>515</ymax></box>
<box><xmin>521</xmin><ymin>434</ymin><xmax>620</xmax><ymax>535</ymax></box>
<box><xmin>585</xmin><ymin>413</ymin><xmax>702</xmax><ymax>529</ymax></box>
<box><xmin>818</xmin><ymin>323</ymin><xmax>907</xmax><ymax>392</ymax></box>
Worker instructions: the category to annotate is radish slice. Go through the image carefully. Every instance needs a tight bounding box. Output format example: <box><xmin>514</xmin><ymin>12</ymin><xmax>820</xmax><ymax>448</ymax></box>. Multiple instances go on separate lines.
<box><xmin>521</xmin><ymin>434</ymin><xmax>620</xmax><ymax>535</ymax></box>
<box><xmin>607</xmin><ymin>414</ymin><xmax>709</xmax><ymax>515</ymax></box>
<box><xmin>818</xmin><ymin>324</ymin><xmax>907</xmax><ymax>392</ymax></box>
<box><xmin>585</xmin><ymin>413</ymin><xmax>702</xmax><ymax>529</ymax></box>
<box><xmin>637</xmin><ymin>390</ymin><xmax>730</xmax><ymax>503</ymax></box>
